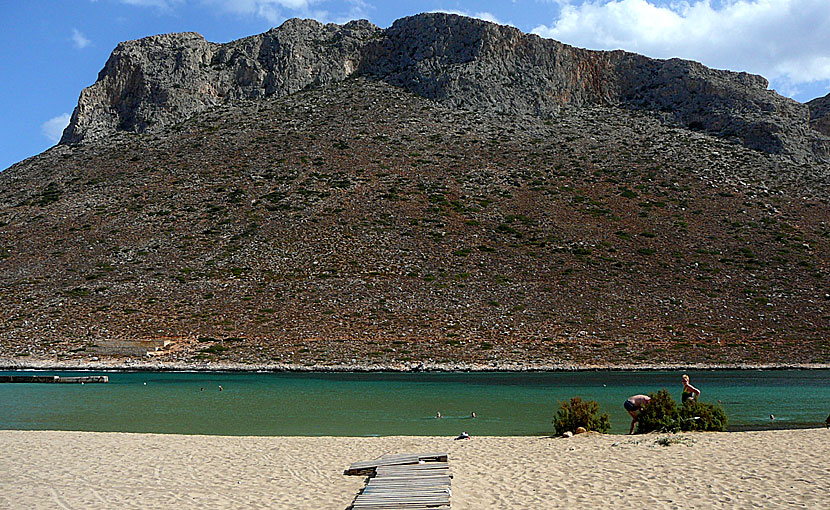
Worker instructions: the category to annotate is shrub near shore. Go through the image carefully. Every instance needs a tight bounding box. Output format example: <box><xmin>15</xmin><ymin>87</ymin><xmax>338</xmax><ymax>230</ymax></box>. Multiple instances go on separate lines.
<box><xmin>553</xmin><ymin>397</ymin><xmax>611</xmax><ymax>435</ymax></box>
<box><xmin>636</xmin><ymin>389</ymin><xmax>727</xmax><ymax>433</ymax></box>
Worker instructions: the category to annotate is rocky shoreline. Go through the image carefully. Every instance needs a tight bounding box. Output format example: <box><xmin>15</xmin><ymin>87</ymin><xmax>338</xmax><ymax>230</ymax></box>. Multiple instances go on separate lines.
<box><xmin>2</xmin><ymin>357</ymin><xmax>828</xmax><ymax>373</ymax></box>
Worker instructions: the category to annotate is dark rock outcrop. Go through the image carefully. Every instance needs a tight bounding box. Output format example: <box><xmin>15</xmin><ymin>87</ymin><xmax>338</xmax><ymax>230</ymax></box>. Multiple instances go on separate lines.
<box><xmin>808</xmin><ymin>92</ymin><xmax>830</xmax><ymax>137</ymax></box>
<box><xmin>61</xmin><ymin>19</ymin><xmax>380</xmax><ymax>144</ymax></box>
<box><xmin>61</xmin><ymin>13</ymin><xmax>829</xmax><ymax>162</ymax></box>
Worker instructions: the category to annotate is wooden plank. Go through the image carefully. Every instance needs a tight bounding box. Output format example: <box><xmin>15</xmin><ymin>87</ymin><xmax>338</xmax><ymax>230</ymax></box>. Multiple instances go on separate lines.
<box><xmin>366</xmin><ymin>483</ymin><xmax>450</xmax><ymax>489</ymax></box>
<box><xmin>352</xmin><ymin>503</ymin><xmax>449</xmax><ymax>509</ymax></box>
<box><xmin>371</xmin><ymin>470</ymin><xmax>450</xmax><ymax>476</ymax></box>
<box><xmin>377</xmin><ymin>462</ymin><xmax>449</xmax><ymax>468</ymax></box>
<box><xmin>357</xmin><ymin>494</ymin><xmax>446</xmax><ymax>499</ymax></box>
<box><xmin>373</xmin><ymin>471</ymin><xmax>451</xmax><ymax>478</ymax></box>
<box><xmin>363</xmin><ymin>490</ymin><xmax>449</xmax><ymax>494</ymax></box>
<box><xmin>363</xmin><ymin>485</ymin><xmax>450</xmax><ymax>492</ymax></box>
<box><xmin>346</xmin><ymin>453</ymin><xmax>448</xmax><ymax>475</ymax></box>
<box><xmin>372</xmin><ymin>473</ymin><xmax>449</xmax><ymax>478</ymax></box>
<box><xmin>367</xmin><ymin>479</ymin><xmax>451</xmax><ymax>485</ymax></box>
<box><xmin>353</xmin><ymin>499</ymin><xmax>449</xmax><ymax>506</ymax></box>
<box><xmin>353</xmin><ymin>504</ymin><xmax>449</xmax><ymax>507</ymax></box>
<box><xmin>355</xmin><ymin>498</ymin><xmax>449</xmax><ymax>504</ymax></box>
<box><xmin>352</xmin><ymin>505</ymin><xmax>449</xmax><ymax>509</ymax></box>
<box><xmin>368</xmin><ymin>477</ymin><xmax>450</xmax><ymax>483</ymax></box>
<box><xmin>352</xmin><ymin>452</ymin><xmax>447</xmax><ymax>466</ymax></box>
<box><xmin>373</xmin><ymin>473</ymin><xmax>450</xmax><ymax>478</ymax></box>
<box><xmin>356</xmin><ymin>497</ymin><xmax>449</xmax><ymax>502</ymax></box>
<box><xmin>361</xmin><ymin>491</ymin><xmax>449</xmax><ymax>496</ymax></box>
<box><xmin>377</xmin><ymin>465</ymin><xmax>450</xmax><ymax>473</ymax></box>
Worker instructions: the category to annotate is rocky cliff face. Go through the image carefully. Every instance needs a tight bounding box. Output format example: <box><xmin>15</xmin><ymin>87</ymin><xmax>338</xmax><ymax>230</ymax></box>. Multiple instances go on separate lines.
<box><xmin>61</xmin><ymin>19</ymin><xmax>379</xmax><ymax>144</ymax></box>
<box><xmin>61</xmin><ymin>13</ymin><xmax>829</xmax><ymax>162</ymax></box>
<box><xmin>808</xmin><ymin>93</ymin><xmax>830</xmax><ymax>137</ymax></box>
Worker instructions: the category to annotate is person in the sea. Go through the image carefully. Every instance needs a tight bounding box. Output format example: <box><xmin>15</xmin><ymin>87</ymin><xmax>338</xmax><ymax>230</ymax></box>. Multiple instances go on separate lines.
<box><xmin>454</xmin><ymin>431</ymin><xmax>470</xmax><ymax>440</ymax></box>
<box><xmin>624</xmin><ymin>394</ymin><xmax>651</xmax><ymax>434</ymax></box>
<box><xmin>825</xmin><ymin>413</ymin><xmax>830</xmax><ymax>428</ymax></box>
<box><xmin>681</xmin><ymin>374</ymin><xmax>701</xmax><ymax>403</ymax></box>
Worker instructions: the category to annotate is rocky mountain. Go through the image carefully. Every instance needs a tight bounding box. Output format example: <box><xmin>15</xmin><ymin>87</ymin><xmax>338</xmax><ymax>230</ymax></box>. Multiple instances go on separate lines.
<box><xmin>1</xmin><ymin>14</ymin><xmax>828</xmax><ymax>368</ymax></box>
<box><xmin>808</xmin><ymin>92</ymin><xmax>830</xmax><ymax>137</ymax></box>
<box><xmin>62</xmin><ymin>13</ymin><xmax>829</xmax><ymax>163</ymax></box>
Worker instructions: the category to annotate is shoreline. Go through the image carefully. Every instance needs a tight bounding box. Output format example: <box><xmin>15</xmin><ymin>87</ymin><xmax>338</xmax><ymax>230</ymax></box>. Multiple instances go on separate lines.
<box><xmin>2</xmin><ymin>358</ymin><xmax>829</xmax><ymax>372</ymax></box>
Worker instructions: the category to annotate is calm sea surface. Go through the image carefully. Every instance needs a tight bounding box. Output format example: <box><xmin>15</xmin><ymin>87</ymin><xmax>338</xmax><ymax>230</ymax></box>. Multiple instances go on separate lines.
<box><xmin>1</xmin><ymin>370</ymin><xmax>827</xmax><ymax>435</ymax></box>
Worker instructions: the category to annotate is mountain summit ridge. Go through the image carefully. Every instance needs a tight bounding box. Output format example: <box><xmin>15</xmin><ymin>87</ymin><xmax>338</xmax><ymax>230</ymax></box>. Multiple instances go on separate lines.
<box><xmin>61</xmin><ymin>13</ymin><xmax>829</xmax><ymax>162</ymax></box>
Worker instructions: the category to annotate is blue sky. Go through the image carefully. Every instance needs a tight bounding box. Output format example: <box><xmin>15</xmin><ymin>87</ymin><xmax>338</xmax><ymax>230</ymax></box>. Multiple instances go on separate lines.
<box><xmin>2</xmin><ymin>0</ymin><xmax>829</xmax><ymax>171</ymax></box>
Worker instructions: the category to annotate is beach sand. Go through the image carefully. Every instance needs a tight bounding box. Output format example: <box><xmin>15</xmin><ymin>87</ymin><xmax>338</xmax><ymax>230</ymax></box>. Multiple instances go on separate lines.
<box><xmin>1</xmin><ymin>429</ymin><xmax>827</xmax><ymax>509</ymax></box>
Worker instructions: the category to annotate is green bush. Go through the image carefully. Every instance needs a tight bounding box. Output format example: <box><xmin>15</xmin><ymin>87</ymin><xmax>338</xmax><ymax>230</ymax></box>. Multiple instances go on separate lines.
<box><xmin>553</xmin><ymin>397</ymin><xmax>611</xmax><ymax>435</ymax></box>
<box><xmin>199</xmin><ymin>344</ymin><xmax>229</xmax><ymax>354</ymax></box>
<box><xmin>680</xmin><ymin>399</ymin><xmax>728</xmax><ymax>431</ymax></box>
<box><xmin>635</xmin><ymin>389</ymin><xmax>728</xmax><ymax>434</ymax></box>
<box><xmin>635</xmin><ymin>389</ymin><xmax>680</xmax><ymax>434</ymax></box>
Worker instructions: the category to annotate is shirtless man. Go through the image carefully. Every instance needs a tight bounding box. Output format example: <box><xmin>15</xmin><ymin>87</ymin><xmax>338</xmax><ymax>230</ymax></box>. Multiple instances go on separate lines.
<box><xmin>624</xmin><ymin>394</ymin><xmax>651</xmax><ymax>434</ymax></box>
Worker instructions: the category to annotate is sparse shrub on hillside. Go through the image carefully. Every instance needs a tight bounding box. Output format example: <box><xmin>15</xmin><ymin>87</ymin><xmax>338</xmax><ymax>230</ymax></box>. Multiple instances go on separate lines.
<box><xmin>199</xmin><ymin>344</ymin><xmax>228</xmax><ymax>354</ymax></box>
<box><xmin>553</xmin><ymin>397</ymin><xmax>611</xmax><ymax>435</ymax></box>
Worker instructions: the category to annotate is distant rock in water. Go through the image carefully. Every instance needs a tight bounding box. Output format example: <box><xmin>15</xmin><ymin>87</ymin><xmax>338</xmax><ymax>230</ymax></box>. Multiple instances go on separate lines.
<box><xmin>61</xmin><ymin>13</ymin><xmax>829</xmax><ymax>162</ymax></box>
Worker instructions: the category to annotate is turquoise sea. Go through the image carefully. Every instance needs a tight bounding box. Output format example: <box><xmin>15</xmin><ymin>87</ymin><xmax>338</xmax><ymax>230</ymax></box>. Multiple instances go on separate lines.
<box><xmin>1</xmin><ymin>370</ymin><xmax>828</xmax><ymax>435</ymax></box>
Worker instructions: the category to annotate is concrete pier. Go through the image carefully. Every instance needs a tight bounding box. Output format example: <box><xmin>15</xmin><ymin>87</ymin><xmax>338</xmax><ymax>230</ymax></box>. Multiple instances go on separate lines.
<box><xmin>0</xmin><ymin>375</ymin><xmax>108</xmax><ymax>383</ymax></box>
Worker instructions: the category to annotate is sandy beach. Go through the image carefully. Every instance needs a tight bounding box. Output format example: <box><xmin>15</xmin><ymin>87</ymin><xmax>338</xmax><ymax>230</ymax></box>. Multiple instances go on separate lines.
<box><xmin>1</xmin><ymin>429</ymin><xmax>827</xmax><ymax>509</ymax></box>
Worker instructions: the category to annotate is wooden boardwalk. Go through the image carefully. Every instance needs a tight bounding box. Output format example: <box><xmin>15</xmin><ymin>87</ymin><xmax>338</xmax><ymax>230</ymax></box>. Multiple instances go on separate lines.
<box><xmin>346</xmin><ymin>453</ymin><xmax>451</xmax><ymax>509</ymax></box>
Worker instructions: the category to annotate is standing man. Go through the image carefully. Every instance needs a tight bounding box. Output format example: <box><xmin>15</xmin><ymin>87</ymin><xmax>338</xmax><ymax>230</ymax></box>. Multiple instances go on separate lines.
<box><xmin>624</xmin><ymin>394</ymin><xmax>651</xmax><ymax>434</ymax></box>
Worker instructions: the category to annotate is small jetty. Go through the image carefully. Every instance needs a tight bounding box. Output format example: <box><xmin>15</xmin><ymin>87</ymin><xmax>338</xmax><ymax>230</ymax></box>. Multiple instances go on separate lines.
<box><xmin>0</xmin><ymin>375</ymin><xmax>109</xmax><ymax>384</ymax></box>
<box><xmin>346</xmin><ymin>452</ymin><xmax>451</xmax><ymax>509</ymax></box>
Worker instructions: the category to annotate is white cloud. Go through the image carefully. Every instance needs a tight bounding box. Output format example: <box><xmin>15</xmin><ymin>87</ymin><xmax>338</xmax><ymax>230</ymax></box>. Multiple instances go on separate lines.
<box><xmin>41</xmin><ymin>114</ymin><xmax>71</xmax><ymax>143</ymax></box>
<box><xmin>471</xmin><ymin>11</ymin><xmax>503</xmax><ymax>25</ymax></box>
<box><xmin>109</xmin><ymin>0</ymin><xmax>372</xmax><ymax>27</ymax></box>
<box><xmin>429</xmin><ymin>9</ymin><xmax>511</xmax><ymax>27</ymax></box>
<box><xmin>118</xmin><ymin>0</ymin><xmax>182</xmax><ymax>7</ymax></box>
<box><xmin>335</xmin><ymin>0</ymin><xmax>372</xmax><ymax>23</ymax></box>
<box><xmin>532</xmin><ymin>0</ymin><xmax>830</xmax><ymax>87</ymax></box>
<box><xmin>201</xmin><ymin>1</ymin><xmax>315</xmax><ymax>24</ymax></box>
<box><xmin>71</xmin><ymin>29</ymin><xmax>91</xmax><ymax>49</ymax></box>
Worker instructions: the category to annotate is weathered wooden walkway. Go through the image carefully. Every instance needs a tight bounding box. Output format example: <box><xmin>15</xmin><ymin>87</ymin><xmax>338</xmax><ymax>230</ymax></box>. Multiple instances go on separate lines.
<box><xmin>346</xmin><ymin>453</ymin><xmax>451</xmax><ymax>509</ymax></box>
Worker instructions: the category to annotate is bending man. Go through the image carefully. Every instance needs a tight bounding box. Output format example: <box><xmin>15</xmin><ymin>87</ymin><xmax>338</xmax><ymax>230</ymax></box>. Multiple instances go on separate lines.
<box><xmin>624</xmin><ymin>394</ymin><xmax>651</xmax><ymax>434</ymax></box>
